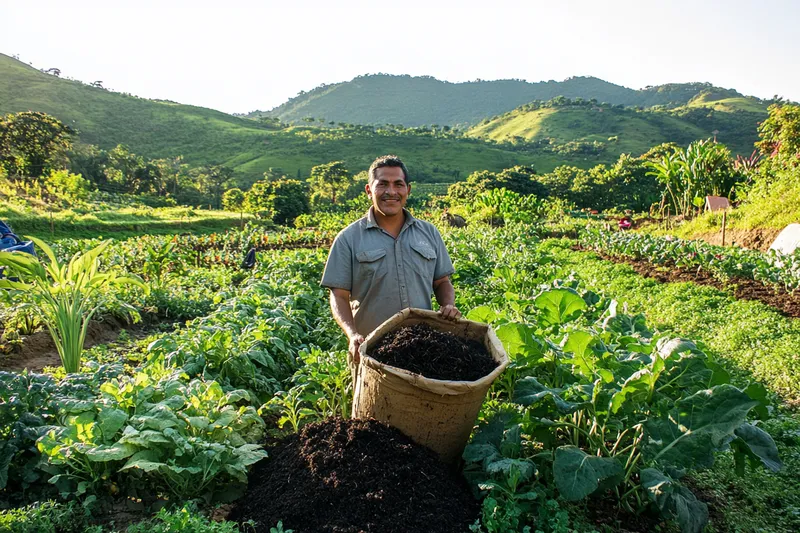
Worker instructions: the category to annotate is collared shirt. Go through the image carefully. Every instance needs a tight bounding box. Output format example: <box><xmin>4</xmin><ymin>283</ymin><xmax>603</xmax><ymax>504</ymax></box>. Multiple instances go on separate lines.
<box><xmin>321</xmin><ymin>207</ymin><xmax>455</xmax><ymax>337</ymax></box>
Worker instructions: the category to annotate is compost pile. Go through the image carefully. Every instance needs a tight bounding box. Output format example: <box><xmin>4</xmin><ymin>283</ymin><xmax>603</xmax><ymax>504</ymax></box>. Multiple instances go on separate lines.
<box><xmin>232</xmin><ymin>417</ymin><xmax>477</xmax><ymax>533</ymax></box>
<box><xmin>368</xmin><ymin>323</ymin><xmax>497</xmax><ymax>381</ymax></box>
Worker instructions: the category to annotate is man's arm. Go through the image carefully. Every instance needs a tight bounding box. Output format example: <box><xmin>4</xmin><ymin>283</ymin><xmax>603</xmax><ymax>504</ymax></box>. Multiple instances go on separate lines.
<box><xmin>433</xmin><ymin>276</ymin><xmax>461</xmax><ymax>320</ymax></box>
<box><xmin>329</xmin><ymin>288</ymin><xmax>365</xmax><ymax>363</ymax></box>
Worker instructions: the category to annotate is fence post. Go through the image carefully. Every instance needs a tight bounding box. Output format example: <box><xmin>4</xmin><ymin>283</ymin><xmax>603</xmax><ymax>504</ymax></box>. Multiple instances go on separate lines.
<box><xmin>721</xmin><ymin>210</ymin><xmax>727</xmax><ymax>246</ymax></box>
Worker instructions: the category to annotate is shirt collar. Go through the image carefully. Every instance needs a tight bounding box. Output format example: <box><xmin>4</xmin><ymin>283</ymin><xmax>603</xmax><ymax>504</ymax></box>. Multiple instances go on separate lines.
<box><xmin>365</xmin><ymin>206</ymin><xmax>416</xmax><ymax>230</ymax></box>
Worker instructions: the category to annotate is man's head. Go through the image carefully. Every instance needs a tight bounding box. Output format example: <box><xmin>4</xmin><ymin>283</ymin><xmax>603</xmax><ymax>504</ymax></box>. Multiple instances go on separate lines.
<box><xmin>366</xmin><ymin>155</ymin><xmax>411</xmax><ymax>218</ymax></box>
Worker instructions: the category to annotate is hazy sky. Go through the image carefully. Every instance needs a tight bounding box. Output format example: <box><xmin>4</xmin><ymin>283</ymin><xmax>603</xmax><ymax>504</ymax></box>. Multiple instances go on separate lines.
<box><xmin>2</xmin><ymin>0</ymin><xmax>798</xmax><ymax>114</ymax></box>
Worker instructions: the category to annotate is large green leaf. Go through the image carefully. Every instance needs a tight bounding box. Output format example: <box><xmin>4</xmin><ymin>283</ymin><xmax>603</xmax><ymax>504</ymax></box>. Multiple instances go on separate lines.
<box><xmin>85</xmin><ymin>442</ymin><xmax>137</xmax><ymax>462</ymax></box>
<box><xmin>562</xmin><ymin>331</ymin><xmax>599</xmax><ymax>378</ymax></box>
<box><xmin>609</xmin><ymin>356</ymin><xmax>664</xmax><ymax>413</ymax></box>
<box><xmin>120</xmin><ymin>450</ymin><xmax>164</xmax><ymax>472</ymax></box>
<box><xmin>730</xmin><ymin>423</ymin><xmax>782</xmax><ymax>473</ymax></box>
<box><xmin>643</xmin><ymin>385</ymin><xmax>757</xmax><ymax>470</ymax></box>
<box><xmin>640</xmin><ymin>468</ymin><xmax>708</xmax><ymax>533</ymax></box>
<box><xmin>485</xmin><ymin>458</ymin><xmax>536</xmax><ymax>483</ymax></box>
<box><xmin>495</xmin><ymin>323</ymin><xmax>543</xmax><ymax>361</ymax></box>
<box><xmin>466</xmin><ymin>306</ymin><xmax>498</xmax><ymax>324</ymax></box>
<box><xmin>513</xmin><ymin>377</ymin><xmax>586</xmax><ymax>414</ymax></box>
<box><xmin>534</xmin><ymin>288</ymin><xmax>586</xmax><ymax>326</ymax></box>
<box><xmin>553</xmin><ymin>446</ymin><xmax>623</xmax><ymax>501</ymax></box>
<box><xmin>97</xmin><ymin>408</ymin><xmax>128</xmax><ymax>440</ymax></box>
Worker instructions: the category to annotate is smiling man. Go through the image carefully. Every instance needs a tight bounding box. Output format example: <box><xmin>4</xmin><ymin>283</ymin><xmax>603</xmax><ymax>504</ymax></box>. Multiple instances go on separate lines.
<box><xmin>321</xmin><ymin>154</ymin><xmax>461</xmax><ymax>366</ymax></box>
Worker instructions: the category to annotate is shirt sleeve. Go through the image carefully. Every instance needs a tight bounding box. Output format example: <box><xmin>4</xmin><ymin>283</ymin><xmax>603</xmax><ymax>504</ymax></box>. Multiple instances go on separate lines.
<box><xmin>432</xmin><ymin>228</ymin><xmax>455</xmax><ymax>280</ymax></box>
<box><xmin>320</xmin><ymin>232</ymin><xmax>353</xmax><ymax>291</ymax></box>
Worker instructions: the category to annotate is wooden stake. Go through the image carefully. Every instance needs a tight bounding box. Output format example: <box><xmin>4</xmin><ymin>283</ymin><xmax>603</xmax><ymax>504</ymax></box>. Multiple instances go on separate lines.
<box><xmin>721</xmin><ymin>210</ymin><xmax>727</xmax><ymax>246</ymax></box>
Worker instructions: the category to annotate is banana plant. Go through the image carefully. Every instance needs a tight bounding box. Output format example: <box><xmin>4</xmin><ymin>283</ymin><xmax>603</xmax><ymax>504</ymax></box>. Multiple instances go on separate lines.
<box><xmin>0</xmin><ymin>237</ymin><xmax>149</xmax><ymax>373</ymax></box>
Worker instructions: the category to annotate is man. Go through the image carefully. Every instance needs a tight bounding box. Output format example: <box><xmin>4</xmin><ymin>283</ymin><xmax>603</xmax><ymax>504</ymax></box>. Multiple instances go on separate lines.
<box><xmin>321</xmin><ymin>154</ymin><xmax>461</xmax><ymax>366</ymax></box>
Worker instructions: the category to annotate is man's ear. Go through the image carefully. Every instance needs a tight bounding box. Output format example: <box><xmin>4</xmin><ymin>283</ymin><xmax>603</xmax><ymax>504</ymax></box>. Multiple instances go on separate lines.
<box><xmin>365</xmin><ymin>182</ymin><xmax>372</xmax><ymax>196</ymax></box>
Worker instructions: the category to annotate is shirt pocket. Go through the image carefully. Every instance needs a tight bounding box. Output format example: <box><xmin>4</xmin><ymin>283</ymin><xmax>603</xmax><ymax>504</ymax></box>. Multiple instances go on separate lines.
<box><xmin>355</xmin><ymin>248</ymin><xmax>387</xmax><ymax>285</ymax></box>
<box><xmin>409</xmin><ymin>241</ymin><xmax>437</xmax><ymax>281</ymax></box>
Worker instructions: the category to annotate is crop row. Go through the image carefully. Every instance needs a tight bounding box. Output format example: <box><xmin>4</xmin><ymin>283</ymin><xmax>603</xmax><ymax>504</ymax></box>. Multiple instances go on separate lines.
<box><xmin>579</xmin><ymin>227</ymin><xmax>800</xmax><ymax>293</ymax></box>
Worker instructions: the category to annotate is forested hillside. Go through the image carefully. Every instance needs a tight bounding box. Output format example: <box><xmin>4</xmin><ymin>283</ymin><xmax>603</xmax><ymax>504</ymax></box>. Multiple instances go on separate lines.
<box><xmin>468</xmin><ymin>96</ymin><xmax>767</xmax><ymax>156</ymax></box>
<box><xmin>250</xmin><ymin>74</ymin><xmax>766</xmax><ymax>127</ymax></box>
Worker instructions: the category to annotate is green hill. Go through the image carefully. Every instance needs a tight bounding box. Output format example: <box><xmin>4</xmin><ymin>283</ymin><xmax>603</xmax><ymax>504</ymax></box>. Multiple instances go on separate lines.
<box><xmin>1</xmin><ymin>54</ymin><xmax>584</xmax><ymax>184</ymax></box>
<box><xmin>466</xmin><ymin>98</ymin><xmax>764</xmax><ymax>156</ymax></box>
<box><xmin>250</xmin><ymin>75</ymin><xmax>754</xmax><ymax>127</ymax></box>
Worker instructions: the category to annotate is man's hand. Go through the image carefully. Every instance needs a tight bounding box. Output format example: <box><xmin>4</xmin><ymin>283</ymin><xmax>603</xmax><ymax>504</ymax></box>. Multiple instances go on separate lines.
<box><xmin>438</xmin><ymin>304</ymin><xmax>462</xmax><ymax>321</ymax></box>
<box><xmin>348</xmin><ymin>333</ymin><xmax>365</xmax><ymax>366</ymax></box>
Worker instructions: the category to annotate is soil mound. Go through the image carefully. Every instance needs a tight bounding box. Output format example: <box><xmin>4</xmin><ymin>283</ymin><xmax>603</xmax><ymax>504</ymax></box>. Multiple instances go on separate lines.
<box><xmin>368</xmin><ymin>323</ymin><xmax>497</xmax><ymax>381</ymax></box>
<box><xmin>231</xmin><ymin>417</ymin><xmax>478</xmax><ymax>533</ymax></box>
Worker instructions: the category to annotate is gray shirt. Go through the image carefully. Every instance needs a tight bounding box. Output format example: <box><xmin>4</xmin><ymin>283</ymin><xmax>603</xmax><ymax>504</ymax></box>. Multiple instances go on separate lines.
<box><xmin>321</xmin><ymin>207</ymin><xmax>455</xmax><ymax>337</ymax></box>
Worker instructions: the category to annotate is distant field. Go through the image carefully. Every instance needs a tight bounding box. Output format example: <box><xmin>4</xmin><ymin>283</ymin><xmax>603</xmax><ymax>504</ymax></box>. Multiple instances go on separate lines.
<box><xmin>1</xmin><ymin>203</ymin><xmax>251</xmax><ymax>240</ymax></box>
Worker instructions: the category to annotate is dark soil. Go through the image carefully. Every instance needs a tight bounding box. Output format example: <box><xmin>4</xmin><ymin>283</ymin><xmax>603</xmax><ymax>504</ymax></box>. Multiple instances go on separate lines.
<box><xmin>0</xmin><ymin>317</ymin><xmax>124</xmax><ymax>372</ymax></box>
<box><xmin>231</xmin><ymin>417</ymin><xmax>478</xmax><ymax>533</ymax></box>
<box><xmin>368</xmin><ymin>323</ymin><xmax>498</xmax><ymax>381</ymax></box>
<box><xmin>578</xmin><ymin>493</ymin><xmax>672</xmax><ymax>533</ymax></box>
<box><xmin>576</xmin><ymin>247</ymin><xmax>800</xmax><ymax>319</ymax></box>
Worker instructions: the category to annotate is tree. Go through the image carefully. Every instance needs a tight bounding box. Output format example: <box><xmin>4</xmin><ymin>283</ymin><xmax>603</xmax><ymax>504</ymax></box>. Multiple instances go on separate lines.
<box><xmin>494</xmin><ymin>165</ymin><xmax>545</xmax><ymax>196</ymax></box>
<box><xmin>308</xmin><ymin>161</ymin><xmax>351</xmax><ymax>206</ymax></box>
<box><xmin>271</xmin><ymin>179</ymin><xmax>309</xmax><ymax>224</ymax></box>
<box><xmin>243</xmin><ymin>178</ymin><xmax>274</xmax><ymax>217</ymax></box>
<box><xmin>222</xmin><ymin>187</ymin><xmax>245</xmax><ymax>211</ymax></box>
<box><xmin>244</xmin><ymin>178</ymin><xmax>309</xmax><ymax>224</ymax></box>
<box><xmin>0</xmin><ymin>111</ymin><xmax>75</xmax><ymax>178</ymax></box>
<box><xmin>756</xmin><ymin>103</ymin><xmax>800</xmax><ymax>168</ymax></box>
<box><xmin>195</xmin><ymin>165</ymin><xmax>235</xmax><ymax>208</ymax></box>
<box><xmin>104</xmin><ymin>144</ymin><xmax>143</xmax><ymax>192</ymax></box>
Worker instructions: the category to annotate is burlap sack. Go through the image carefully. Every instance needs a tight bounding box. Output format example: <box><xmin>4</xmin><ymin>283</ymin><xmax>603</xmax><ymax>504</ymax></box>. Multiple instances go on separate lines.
<box><xmin>352</xmin><ymin>308</ymin><xmax>508</xmax><ymax>464</ymax></box>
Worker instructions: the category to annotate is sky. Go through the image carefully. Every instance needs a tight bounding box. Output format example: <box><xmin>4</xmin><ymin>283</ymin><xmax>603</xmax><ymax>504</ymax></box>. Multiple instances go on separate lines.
<box><xmin>2</xmin><ymin>0</ymin><xmax>798</xmax><ymax>114</ymax></box>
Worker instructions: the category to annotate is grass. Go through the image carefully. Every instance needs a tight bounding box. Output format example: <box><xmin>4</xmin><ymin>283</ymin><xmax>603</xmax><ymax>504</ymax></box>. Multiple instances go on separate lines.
<box><xmin>0</xmin><ymin>203</ymin><xmax>251</xmax><ymax>240</ymax></box>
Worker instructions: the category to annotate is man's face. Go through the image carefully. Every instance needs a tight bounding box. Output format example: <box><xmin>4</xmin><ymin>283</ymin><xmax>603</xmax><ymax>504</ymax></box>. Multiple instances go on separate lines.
<box><xmin>365</xmin><ymin>166</ymin><xmax>410</xmax><ymax>217</ymax></box>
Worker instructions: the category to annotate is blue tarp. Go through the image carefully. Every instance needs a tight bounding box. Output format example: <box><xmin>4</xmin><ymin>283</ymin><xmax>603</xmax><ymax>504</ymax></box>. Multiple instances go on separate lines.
<box><xmin>0</xmin><ymin>220</ymin><xmax>35</xmax><ymax>256</ymax></box>
<box><xmin>0</xmin><ymin>220</ymin><xmax>36</xmax><ymax>280</ymax></box>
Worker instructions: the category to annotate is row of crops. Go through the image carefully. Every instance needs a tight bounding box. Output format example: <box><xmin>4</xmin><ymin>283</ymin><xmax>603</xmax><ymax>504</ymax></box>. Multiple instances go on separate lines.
<box><xmin>579</xmin><ymin>227</ymin><xmax>800</xmax><ymax>293</ymax></box>
<box><xmin>0</xmin><ymin>223</ymin><xmax>790</xmax><ymax>532</ymax></box>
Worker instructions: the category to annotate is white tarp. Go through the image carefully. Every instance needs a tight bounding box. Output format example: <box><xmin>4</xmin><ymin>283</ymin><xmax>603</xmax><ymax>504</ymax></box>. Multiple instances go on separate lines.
<box><xmin>770</xmin><ymin>223</ymin><xmax>800</xmax><ymax>255</ymax></box>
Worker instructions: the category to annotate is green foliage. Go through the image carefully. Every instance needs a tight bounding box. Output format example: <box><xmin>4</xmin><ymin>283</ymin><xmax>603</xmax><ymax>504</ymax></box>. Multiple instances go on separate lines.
<box><xmin>0</xmin><ymin>111</ymin><xmax>75</xmax><ymax>178</ymax></box>
<box><xmin>756</xmin><ymin>103</ymin><xmax>800</xmax><ymax>168</ymax></box>
<box><xmin>0</xmin><ymin>501</ymin><xmax>94</xmax><ymax>533</ymax></box>
<box><xmin>308</xmin><ymin>161</ymin><xmax>351</xmax><ymax>206</ymax></box>
<box><xmin>44</xmin><ymin>168</ymin><xmax>92</xmax><ymax>201</ymax></box>
<box><xmin>0</xmin><ymin>238</ymin><xmax>148</xmax><ymax>373</ymax></box>
<box><xmin>646</xmin><ymin>139</ymin><xmax>740</xmax><ymax>217</ymax></box>
<box><xmin>125</xmin><ymin>504</ymin><xmax>254</xmax><ymax>532</ymax></box>
<box><xmin>270</xmin><ymin>179</ymin><xmax>310</xmax><ymax>225</ymax></box>
<box><xmin>550</xmin><ymin>241</ymin><xmax>800</xmax><ymax>401</ymax></box>
<box><xmin>221</xmin><ymin>187</ymin><xmax>245</xmax><ymax>212</ymax></box>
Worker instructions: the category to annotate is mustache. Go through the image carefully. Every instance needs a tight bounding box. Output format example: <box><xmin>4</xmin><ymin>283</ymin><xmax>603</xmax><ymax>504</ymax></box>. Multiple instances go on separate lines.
<box><xmin>381</xmin><ymin>195</ymin><xmax>401</xmax><ymax>201</ymax></box>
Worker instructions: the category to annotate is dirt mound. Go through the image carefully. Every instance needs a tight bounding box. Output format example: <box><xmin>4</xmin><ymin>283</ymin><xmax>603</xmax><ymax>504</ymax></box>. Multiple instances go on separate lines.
<box><xmin>231</xmin><ymin>417</ymin><xmax>478</xmax><ymax>533</ymax></box>
<box><xmin>692</xmin><ymin>228</ymin><xmax>782</xmax><ymax>252</ymax></box>
<box><xmin>368</xmin><ymin>323</ymin><xmax>497</xmax><ymax>381</ymax></box>
<box><xmin>0</xmin><ymin>318</ymin><xmax>124</xmax><ymax>372</ymax></box>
